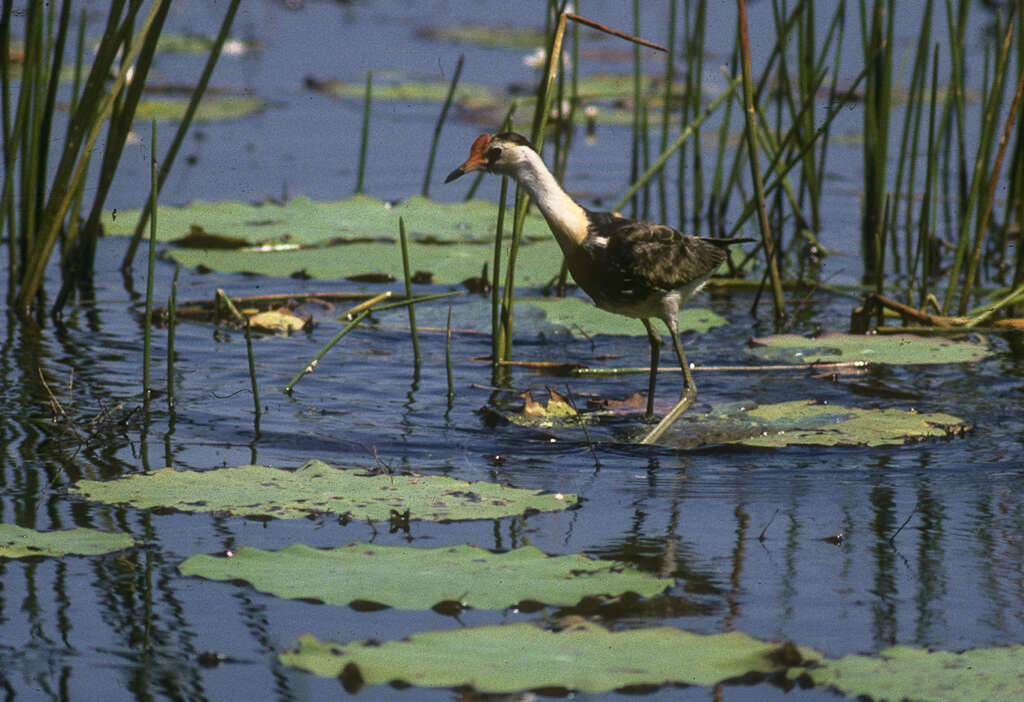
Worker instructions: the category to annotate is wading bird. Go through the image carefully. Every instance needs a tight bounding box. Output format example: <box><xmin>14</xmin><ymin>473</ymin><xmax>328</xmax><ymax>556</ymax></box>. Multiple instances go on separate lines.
<box><xmin>446</xmin><ymin>132</ymin><xmax>749</xmax><ymax>443</ymax></box>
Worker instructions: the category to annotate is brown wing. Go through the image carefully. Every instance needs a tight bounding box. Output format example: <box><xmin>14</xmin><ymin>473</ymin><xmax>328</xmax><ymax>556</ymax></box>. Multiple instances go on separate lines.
<box><xmin>586</xmin><ymin>212</ymin><xmax>730</xmax><ymax>293</ymax></box>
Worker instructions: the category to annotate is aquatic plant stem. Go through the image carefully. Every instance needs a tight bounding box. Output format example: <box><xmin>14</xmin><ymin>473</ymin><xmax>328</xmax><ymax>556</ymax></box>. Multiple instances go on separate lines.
<box><xmin>120</xmin><ymin>0</ymin><xmax>241</xmax><ymax>272</ymax></box>
<box><xmin>737</xmin><ymin>0</ymin><xmax>785</xmax><ymax>324</ymax></box>
<box><xmin>167</xmin><ymin>263</ymin><xmax>179</xmax><ymax>410</ymax></box>
<box><xmin>445</xmin><ymin>305</ymin><xmax>454</xmax><ymax>400</ymax></box>
<box><xmin>284</xmin><ymin>310</ymin><xmax>369</xmax><ymax>394</ymax></box>
<box><xmin>398</xmin><ymin>217</ymin><xmax>421</xmax><ymax>366</ymax></box>
<box><xmin>613</xmin><ymin>77</ymin><xmax>740</xmax><ymax>213</ymax></box>
<box><xmin>422</xmin><ymin>54</ymin><xmax>463</xmax><ymax>197</ymax></box>
<box><xmin>244</xmin><ymin>317</ymin><xmax>261</xmax><ymax>418</ymax></box>
<box><xmin>16</xmin><ymin>0</ymin><xmax>169</xmax><ymax>312</ymax></box>
<box><xmin>355</xmin><ymin>70</ymin><xmax>371</xmax><ymax>194</ymax></box>
<box><xmin>491</xmin><ymin>177</ymin><xmax>509</xmax><ymax>376</ymax></box>
<box><xmin>961</xmin><ymin>38</ymin><xmax>1024</xmax><ymax>312</ymax></box>
<box><xmin>143</xmin><ymin>120</ymin><xmax>157</xmax><ymax>398</ymax></box>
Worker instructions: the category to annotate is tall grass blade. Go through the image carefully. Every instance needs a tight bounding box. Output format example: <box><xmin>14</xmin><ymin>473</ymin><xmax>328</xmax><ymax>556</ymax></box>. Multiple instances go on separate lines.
<box><xmin>120</xmin><ymin>0</ymin><xmax>242</xmax><ymax>272</ymax></box>
<box><xmin>15</xmin><ymin>0</ymin><xmax>168</xmax><ymax>312</ymax></box>
<box><xmin>737</xmin><ymin>0</ymin><xmax>785</xmax><ymax>323</ymax></box>
<box><xmin>167</xmin><ymin>264</ymin><xmax>179</xmax><ymax>410</ymax></box>
<box><xmin>422</xmin><ymin>54</ymin><xmax>464</xmax><ymax>198</ymax></box>
<box><xmin>944</xmin><ymin>12</ymin><xmax>1014</xmax><ymax>314</ymax></box>
<box><xmin>143</xmin><ymin>120</ymin><xmax>158</xmax><ymax>399</ymax></box>
<box><xmin>961</xmin><ymin>29</ymin><xmax>1024</xmax><ymax>311</ymax></box>
<box><xmin>355</xmin><ymin>70</ymin><xmax>372</xmax><ymax>194</ymax></box>
<box><xmin>284</xmin><ymin>310</ymin><xmax>369</xmax><ymax>394</ymax></box>
<box><xmin>398</xmin><ymin>217</ymin><xmax>421</xmax><ymax>366</ymax></box>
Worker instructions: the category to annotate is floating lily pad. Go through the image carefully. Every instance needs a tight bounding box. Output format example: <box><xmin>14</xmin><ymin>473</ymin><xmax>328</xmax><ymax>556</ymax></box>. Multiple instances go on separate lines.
<box><xmin>102</xmin><ymin>195</ymin><xmax>576</xmax><ymax>285</ymax></box>
<box><xmin>749</xmin><ymin>331</ymin><xmax>991</xmax><ymax>365</ymax></box>
<box><xmin>70</xmin><ymin>460</ymin><xmax>576</xmax><ymax>521</ymax></box>
<box><xmin>652</xmin><ymin>400</ymin><xmax>971</xmax><ymax>448</ymax></box>
<box><xmin>792</xmin><ymin>644</ymin><xmax>1024</xmax><ymax>702</ymax></box>
<box><xmin>132</xmin><ymin>96</ymin><xmax>266</xmax><ymax>123</ymax></box>
<box><xmin>102</xmin><ymin>195</ymin><xmax>551</xmax><ymax>245</ymax></box>
<box><xmin>156</xmin><ymin>35</ymin><xmax>257</xmax><ymax>55</ymax></box>
<box><xmin>0</xmin><ymin>523</ymin><xmax>135</xmax><ymax>559</ymax></box>
<box><xmin>525</xmin><ymin>296</ymin><xmax>729</xmax><ymax>337</ymax></box>
<box><xmin>312</xmin><ymin>75</ymin><xmax>494</xmax><ymax>103</ymax></box>
<box><xmin>416</xmin><ymin>24</ymin><xmax>548</xmax><ymax>48</ymax></box>
<box><xmin>280</xmin><ymin>621</ymin><xmax>819</xmax><ymax>693</ymax></box>
<box><xmin>179</xmin><ymin>543</ymin><xmax>670</xmax><ymax>609</ymax></box>
<box><xmin>163</xmin><ymin>236</ymin><xmax>564</xmax><ymax>286</ymax></box>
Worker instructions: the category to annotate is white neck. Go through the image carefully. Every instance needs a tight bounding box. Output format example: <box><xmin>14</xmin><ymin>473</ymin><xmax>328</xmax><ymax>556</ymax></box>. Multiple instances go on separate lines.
<box><xmin>510</xmin><ymin>148</ymin><xmax>589</xmax><ymax>250</ymax></box>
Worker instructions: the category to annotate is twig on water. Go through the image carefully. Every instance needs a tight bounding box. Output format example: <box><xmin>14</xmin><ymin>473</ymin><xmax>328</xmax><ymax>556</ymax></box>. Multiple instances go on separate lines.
<box><xmin>758</xmin><ymin>507</ymin><xmax>780</xmax><ymax>542</ymax></box>
<box><xmin>889</xmin><ymin>500</ymin><xmax>919</xmax><ymax>545</ymax></box>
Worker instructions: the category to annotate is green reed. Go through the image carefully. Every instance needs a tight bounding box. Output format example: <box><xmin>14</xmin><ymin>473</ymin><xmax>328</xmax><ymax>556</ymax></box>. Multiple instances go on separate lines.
<box><xmin>422</xmin><ymin>54</ymin><xmax>464</xmax><ymax>198</ymax></box>
<box><xmin>167</xmin><ymin>264</ymin><xmax>179</xmax><ymax>411</ymax></box>
<box><xmin>143</xmin><ymin>120</ymin><xmax>158</xmax><ymax>399</ymax></box>
<box><xmin>737</xmin><ymin>0</ymin><xmax>786</xmax><ymax>322</ymax></box>
<box><xmin>355</xmin><ymin>70</ymin><xmax>372</xmax><ymax>194</ymax></box>
<box><xmin>120</xmin><ymin>0</ymin><xmax>241</xmax><ymax>274</ymax></box>
<box><xmin>858</xmin><ymin>0</ymin><xmax>893</xmax><ymax>285</ymax></box>
<box><xmin>2</xmin><ymin>1</ymin><xmax>238</xmax><ymax>315</ymax></box>
<box><xmin>398</xmin><ymin>217</ymin><xmax>421</xmax><ymax>366</ymax></box>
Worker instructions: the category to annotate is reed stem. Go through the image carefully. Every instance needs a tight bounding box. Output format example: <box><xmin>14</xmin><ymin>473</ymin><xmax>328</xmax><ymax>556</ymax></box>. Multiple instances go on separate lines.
<box><xmin>284</xmin><ymin>310</ymin><xmax>369</xmax><ymax>394</ymax></box>
<box><xmin>422</xmin><ymin>54</ymin><xmax>464</xmax><ymax>197</ymax></box>
<box><xmin>167</xmin><ymin>263</ymin><xmax>178</xmax><ymax>410</ymax></box>
<box><xmin>143</xmin><ymin>119</ymin><xmax>157</xmax><ymax>398</ymax></box>
<box><xmin>398</xmin><ymin>217</ymin><xmax>421</xmax><ymax>366</ymax></box>
<box><xmin>355</xmin><ymin>70</ymin><xmax>371</xmax><ymax>194</ymax></box>
<box><xmin>737</xmin><ymin>0</ymin><xmax>786</xmax><ymax>323</ymax></box>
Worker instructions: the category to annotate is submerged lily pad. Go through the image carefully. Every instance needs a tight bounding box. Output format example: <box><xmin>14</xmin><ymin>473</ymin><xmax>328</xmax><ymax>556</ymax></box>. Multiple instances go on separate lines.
<box><xmin>793</xmin><ymin>644</ymin><xmax>1024</xmax><ymax>702</ymax></box>
<box><xmin>0</xmin><ymin>523</ymin><xmax>135</xmax><ymax>559</ymax></box>
<box><xmin>749</xmin><ymin>331</ymin><xmax>991</xmax><ymax>365</ymax></box>
<box><xmin>280</xmin><ymin>621</ymin><xmax>819</xmax><ymax>692</ymax></box>
<box><xmin>525</xmin><ymin>296</ymin><xmax>729</xmax><ymax>337</ymax></box>
<box><xmin>70</xmin><ymin>460</ymin><xmax>576</xmax><ymax>521</ymax></box>
<box><xmin>653</xmin><ymin>400</ymin><xmax>971</xmax><ymax>448</ymax></box>
<box><xmin>179</xmin><ymin>543</ymin><xmax>670</xmax><ymax>609</ymax></box>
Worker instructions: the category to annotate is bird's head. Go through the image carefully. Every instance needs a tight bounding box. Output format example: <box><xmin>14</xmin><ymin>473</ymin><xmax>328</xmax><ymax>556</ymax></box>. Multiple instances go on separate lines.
<box><xmin>445</xmin><ymin>132</ymin><xmax>535</xmax><ymax>183</ymax></box>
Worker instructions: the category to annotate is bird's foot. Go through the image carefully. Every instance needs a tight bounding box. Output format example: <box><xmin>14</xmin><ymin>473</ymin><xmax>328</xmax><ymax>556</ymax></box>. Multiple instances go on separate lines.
<box><xmin>638</xmin><ymin>389</ymin><xmax>696</xmax><ymax>445</ymax></box>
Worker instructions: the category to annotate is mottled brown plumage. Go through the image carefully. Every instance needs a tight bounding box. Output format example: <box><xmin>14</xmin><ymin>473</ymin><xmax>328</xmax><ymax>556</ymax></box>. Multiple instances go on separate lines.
<box><xmin>446</xmin><ymin>132</ymin><xmax>750</xmax><ymax>443</ymax></box>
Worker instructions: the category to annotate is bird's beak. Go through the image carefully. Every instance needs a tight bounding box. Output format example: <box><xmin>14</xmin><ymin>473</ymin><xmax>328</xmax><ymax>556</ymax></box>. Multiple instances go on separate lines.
<box><xmin>445</xmin><ymin>133</ymin><xmax>491</xmax><ymax>183</ymax></box>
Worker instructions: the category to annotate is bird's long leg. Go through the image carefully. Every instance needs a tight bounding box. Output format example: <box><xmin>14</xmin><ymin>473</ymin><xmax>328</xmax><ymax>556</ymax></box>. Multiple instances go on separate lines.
<box><xmin>640</xmin><ymin>318</ymin><xmax>661</xmax><ymax>419</ymax></box>
<box><xmin>640</xmin><ymin>321</ymin><xmax>697</xmax><ymax>444</ymax></box>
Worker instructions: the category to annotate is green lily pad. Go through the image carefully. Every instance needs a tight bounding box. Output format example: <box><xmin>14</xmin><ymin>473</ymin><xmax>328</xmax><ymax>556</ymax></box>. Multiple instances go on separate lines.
<box><xmin>793</xmin><ymin>644</ymin><xmax>1024</xmax><ymax>702</ymax></box>
<box><xmin>102</xmin><ymin>195</ymin><xmax>551</xmax><ymax>245</ymax></box>
<box><xmin>155</xmin><ymin>35</ymin><xmax>258</xmax><ymax>55</ymax></box>
<box><xmin>133</xmin><ymin>96</ymin><xmax>266</xmax><ymax>123</ymax></box>
<box><xmin>416</xmin><ymin>24</ymin><xmax>548</xmax><ymax>49</ymax></box>
<box><xmin>313</xmin><ymin>75</ymin><xmax>494</xmax><ymax>103</ymax></box>
<box><xmin>179</xmin><ymin>543</ymin><xmax>670</xmax><ymax>609</ymax></box>
<box><xmin>749</xmin><ymin>331</ymin><xmax>991</xmax><ymax>365</ymax></box>
<box><xmin>652</xmin><ymin>400</ymin><xmax>971</xmax><ymax>448</ymax></box>
<box><xmin>164</xmin><ymin>236</ymin><xmax>566</xmax><ymax>287</ymax></box>
<box><xmin>0</xmin><ymin>523</ymin><xmax>135</xmax><ymax>559</ymax></box>
<box><xmin>70</xmin><ymin>460</ymin><xmax>576</xmax><ymax>521</ymax></box>
<box><xmin>525</xmin><ymin>296</ymin><xmax>729</xmax><ymax>337</ymax></box>
<box><xmin>280</xmin><ymin>621</ymin><xmax>819</xmax><ymax>693</ymax></box>
<box><xmin>103</xmin><ymin>195</ymin><xmax>576</xmax><ymax>285</ymax></box>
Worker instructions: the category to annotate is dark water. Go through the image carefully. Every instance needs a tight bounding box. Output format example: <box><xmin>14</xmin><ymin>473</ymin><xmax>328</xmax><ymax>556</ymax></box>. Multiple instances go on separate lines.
<box><xmin>3</xmin><ymin>2</ymin><xmax>1024</xmax><ymax>700</ymax></box>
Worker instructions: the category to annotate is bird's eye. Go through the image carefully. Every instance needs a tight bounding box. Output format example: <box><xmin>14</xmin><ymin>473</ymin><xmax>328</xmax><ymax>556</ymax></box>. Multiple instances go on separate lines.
<box><xmin>486</xmin><ymin>147</ymin><xmax>502</xmax><ymax>161</ymax></box>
